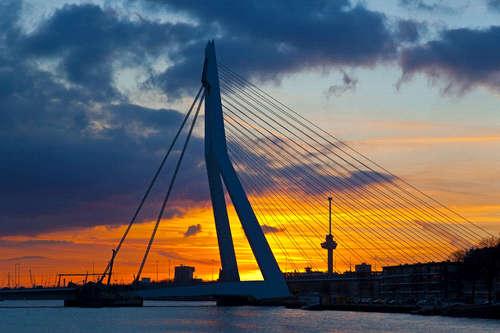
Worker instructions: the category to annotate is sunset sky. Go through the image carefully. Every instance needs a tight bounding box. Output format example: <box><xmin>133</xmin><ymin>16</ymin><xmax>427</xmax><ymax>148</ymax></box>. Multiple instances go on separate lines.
<box><xmin>1</xmin><ymin>0</ymin><xmax>499</xmax><ymax>286</ymax></box>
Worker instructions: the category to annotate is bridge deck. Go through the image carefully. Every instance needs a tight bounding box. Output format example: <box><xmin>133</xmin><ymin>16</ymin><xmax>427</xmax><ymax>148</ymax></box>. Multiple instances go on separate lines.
<box><xmin>128</xmin><ymin>281</ymin><xmax>290</xmax><ymax>300</ymax></box>
<box><xmin>0</xmin><ymin>287</ymin><xmax>77</xmax><ymax>300</ymax></box>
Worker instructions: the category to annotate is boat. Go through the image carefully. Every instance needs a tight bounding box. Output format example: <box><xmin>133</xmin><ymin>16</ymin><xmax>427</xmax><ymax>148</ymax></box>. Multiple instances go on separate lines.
<box><xmin>64</xmin><ymin>283</ymin><xmax>143</xmax><ymax>308</ymax></box>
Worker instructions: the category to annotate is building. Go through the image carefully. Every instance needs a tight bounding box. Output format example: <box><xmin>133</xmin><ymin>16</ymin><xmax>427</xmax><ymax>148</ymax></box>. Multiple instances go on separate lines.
<box><xmin>174</xmin><ymin>265</ymin><xmax>195</xmax><ymax>283</ymax></box>
<box><xmin>460</xmin><ymin>245</ymin><xmax>500</xmax><ymax>304</ymax></box>
<box><xmin>331</xmin><ymin>264</ymin><xmax>380</xmax><ymax>303</ymax></box>
<box><xmin>355</xmin><ymin>263</ymin><xmax>372</xmax><ymax>274</ymax></box>
<box><xmin>285</xmin><ymin>265</ymin><xmax>381</xmax><ymax>303</ymax></box>
<box><xmin>381</xmin><ymin>261</ymin><xmax>462</xmax><ymax>303</ymax></box>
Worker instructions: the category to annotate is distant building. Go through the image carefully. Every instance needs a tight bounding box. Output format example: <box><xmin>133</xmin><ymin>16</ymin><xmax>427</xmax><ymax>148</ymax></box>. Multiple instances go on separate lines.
<box><xmin>331</xmin><ymin>265</ymin><xmax>380</xmax><ymax>302</ymax></box>
<box><xmin>355</xmin><ymin>263</ymin><xmax>372</xmax><ymax>274</ymax></box>
<box><xmin>285</xmin><ymin>265</ymin><xmax>381</xmax><ymax>303</ymax></box>
<box><xmin>174</xmin><ymin>265</ymin><xmax>195</xmax><ymax>283</ymax></box>
<box><xmin>141</xmin><ymin>277</ymin><xmax>151</xmax><ymax>284</ymax></box>
<box><xmin>381</xmin><ymin>261</ymin><xmax>462</xmax><ymax>303</ymax></box>
<box><xmin>285</xmin><ymin>260</ymin><xmax>498</xmax><ymax>305</ymax></box>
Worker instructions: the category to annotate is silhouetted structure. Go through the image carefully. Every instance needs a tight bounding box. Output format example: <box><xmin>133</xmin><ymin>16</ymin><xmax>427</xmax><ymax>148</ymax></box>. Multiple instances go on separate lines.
<box><xmin>355</xmin><ymin>263</ymin><xmax>372</xmax><ymax>274</ymax></box>
<box><xmin>286</xmin><ymin>248</ymin><xmax>500</xmax><ymax>306</ymax></box>
<box><xmin>461</xmin><ymin>243</ymin><xmax>500</xmax><ymax>304</ymax></box>
<box><xmin>321</xmin><ymin>196</ymin><xmax>337</xmax><ymax>275</ymax></box>
<box><xmin>381</xmin><ymin>262</ymin><xmax>462</xmax><ymax>303</ymax></box>
<box><xmin>174</xmin><ymin>265</ymin><xmax>195</xmax><ymax>283</ymax></box>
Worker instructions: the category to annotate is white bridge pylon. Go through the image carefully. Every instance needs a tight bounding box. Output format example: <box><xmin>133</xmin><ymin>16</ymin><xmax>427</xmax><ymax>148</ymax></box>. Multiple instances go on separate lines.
<box><xmin>202</xmin><ymin>40</ymin><xmax>289</xmax><ymax>298</ymax></box>
<box><xmin>128</xmin><ymin>41</ymin><xmax>289</xmax><ymax>301</ymax></box>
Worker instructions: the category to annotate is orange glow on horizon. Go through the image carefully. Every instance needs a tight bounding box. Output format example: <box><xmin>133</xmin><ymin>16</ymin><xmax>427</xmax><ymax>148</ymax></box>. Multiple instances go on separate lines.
<box><xmin>1</xmin><ymin>188</ymin><xmax>498</xmax><ymax>287</ymax></box>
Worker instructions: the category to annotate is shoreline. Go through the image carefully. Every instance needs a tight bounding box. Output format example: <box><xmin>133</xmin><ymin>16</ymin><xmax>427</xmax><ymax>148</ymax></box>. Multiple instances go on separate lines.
<box><xmin>301</xmin><ymin>303</ymin><xmax>500</xmax><ymax>320</ymax></box>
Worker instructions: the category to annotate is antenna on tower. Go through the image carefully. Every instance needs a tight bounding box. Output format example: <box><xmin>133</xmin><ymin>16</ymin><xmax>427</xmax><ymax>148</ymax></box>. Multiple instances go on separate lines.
<box><xmin>328</xmin><ymin>196</ymin><xmax>332</xmax><ymax>235</ymax></box>
<box><xmin>321</xmin><ymin>195</ymin><xmax>337</xmax><ymax>275</ymax></box>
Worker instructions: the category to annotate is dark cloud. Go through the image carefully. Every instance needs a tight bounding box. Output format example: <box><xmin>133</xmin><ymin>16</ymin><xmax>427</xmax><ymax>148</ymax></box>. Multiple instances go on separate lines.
<box><xmin>415</xmin><ymin>220</ymin><xmax>472</xmax><ymax>247</ymax></box>
<box><xmin>0</xmin><ymin>2</ymin><xmax>210</xmax><ymax>235</ymax></box>
<box><xmin>141</xmin><ymin>0</ymin><xmax>400</xmax><ymax>97</ymax></box>
<box><xmin>261</xmin><ymin>225</ymin><xmax>285</xmax><ymax>234</ymax></box>
<box><xmin>326</xmin><ymin>70</ymin><xmax>358</xmax><ymax>97</ymax></box>
<box><xmin>158</xmin><ymin>250</ymin><xmax>216</xmax><ymax>266</ymax></box>
<box><xmin>487</xmin><ymin>0</ymin><xmax>500</xmax><ymax>11</ymax></box>
<box><xmin>290</xmin><ymin>168</ymin><xmax>397</xmax><ymax>194</ymax></box>
<box><xmin>18</xmin><ymin>3</ymin><xmax>203</xmax><ymax>101</ymax></box>
<box><xmin>1</xmin><ymin>0</ymin><xmax>467</xmax><ymax>238</ymax></box>
<box><xmin>0</xmin><ymin>1</ymin><xmax>21</xmax><ymax>36</ymax></box>
<box><xmin>398</xmin><ymin>0</ymin><xmax>457</xmax><ymax>13</ymax></box>
<box><xmin>0</xmin><ymin>239</ymin><xmax>74</xmax><ymax>248</ymax></box>
<box><xmin>227</xmin><ymin>137</ymin><xmax>396</xmax><ymax>197</ymax></box>
<box><xmin>400</xmin><ymin>26</ymin><xmax>500</xmax><ymax>94</ymax></box>
<box><xmin>396</xmin><ymin>19</ymin><xmax>426</xmax><ymax>43</ymax></box>
<box><xmin>336</xmin><ymin>170</ymin><xmax>397</xmax><ymax>191</ymax></box>
<box><xmin>0</xmin><ymin>97</ymin><xmax>208</xmax><ymax>235</ymax></box>
<box><xmin>183</xmin><ymin>224</ymin><xmax>202</xmax><ymax>237</ymax></box>
<box><xmin>259</xmin><ymin>147</ymin><xmax>396</xmax><ymax>194</ymax></box>
<box><xmin>0</xmin><ymin>256</ymin><xmax>49</xmax><ymax>262</ymax></box>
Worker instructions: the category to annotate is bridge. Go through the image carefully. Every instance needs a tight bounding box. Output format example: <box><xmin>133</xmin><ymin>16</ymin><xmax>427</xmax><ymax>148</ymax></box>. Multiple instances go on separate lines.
<box><xmin>1</xmin><ymin>41</ymin><xmax>493</xmax><ymax>304</ymax></box>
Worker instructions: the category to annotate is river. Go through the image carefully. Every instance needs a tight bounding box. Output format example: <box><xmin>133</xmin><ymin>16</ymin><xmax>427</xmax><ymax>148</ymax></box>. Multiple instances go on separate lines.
<box><xmin>1</xmin><ymin>300</ymin><xmax>499</xmax><ymax>332</ymax></box>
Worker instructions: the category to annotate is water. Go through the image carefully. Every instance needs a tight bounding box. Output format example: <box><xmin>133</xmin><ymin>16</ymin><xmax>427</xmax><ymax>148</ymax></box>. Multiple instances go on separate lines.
<box><xmin>1</xmin><ymin>300</ymin><xmax>499</xmax><ymax>332</ymax></box>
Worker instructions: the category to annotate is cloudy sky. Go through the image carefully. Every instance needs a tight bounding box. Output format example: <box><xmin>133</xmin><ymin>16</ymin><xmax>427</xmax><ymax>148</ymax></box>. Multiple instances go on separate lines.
<box><xmin>1</xmin><ymin>0</ymin><xmax>499</xmax><ymax>284</ymax></box>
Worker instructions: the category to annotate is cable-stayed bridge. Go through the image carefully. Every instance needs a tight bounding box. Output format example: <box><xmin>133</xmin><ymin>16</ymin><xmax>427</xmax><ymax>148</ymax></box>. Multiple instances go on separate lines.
<box><xmin>1</xmin><ymin>41</ymin><xmax>493</xmax><ymax>303</ymax></box>
<box><xmin>115</xmin><ymin>41</ymin><xmax>492</xmax><ymax>300</ymax></box>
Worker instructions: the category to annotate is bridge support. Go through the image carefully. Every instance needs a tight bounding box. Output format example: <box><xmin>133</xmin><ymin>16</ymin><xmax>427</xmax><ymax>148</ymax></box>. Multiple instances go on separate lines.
<box><xmin>202</xmin><ymin>41</ymin><xmax>289</xmax><ymax>297</ymax></box>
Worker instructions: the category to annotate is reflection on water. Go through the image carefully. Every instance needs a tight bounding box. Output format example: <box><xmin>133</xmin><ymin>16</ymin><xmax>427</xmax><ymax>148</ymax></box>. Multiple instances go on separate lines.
<box><xmin>1</xmin><ymin>300</ymin><xmax>499</xmax><ymax>332</ymax></box>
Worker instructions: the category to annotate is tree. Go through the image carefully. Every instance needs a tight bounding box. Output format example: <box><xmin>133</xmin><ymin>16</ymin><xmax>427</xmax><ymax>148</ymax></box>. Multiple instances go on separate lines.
<box><xmin>462</xmin><ymin>239</ymin><xmax>500</xmax><ymax>304</ymax></box>
<box><xmin>478</xmin><ymin>236</ymin><xmax>500</xmax><ymax>248</ymax></box>
<box><xmin>449</xmin><ymin>249</ymin><xmax>466</xmax><ymax>262</ymax></box>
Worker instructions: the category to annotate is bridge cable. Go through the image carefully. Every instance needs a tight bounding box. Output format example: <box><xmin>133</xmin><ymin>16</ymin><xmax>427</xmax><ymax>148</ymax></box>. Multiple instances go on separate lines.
<box><xmin>225</xmin><ymin>132</ymin><xmax>318</xmax><ymax>269</ymax></box>
<box><xmin>224</xmin><ymin>111</ymin><xmax>420</xmax><ymax>265</ymax></box>
<box><xmin>228</xmin><ymin>166</ymin><xmax>309</xmax><ymax>272</ymax></box>
<box><xmin>225</xmin><ymin>125</ymin><xmax>400</xmax><ymax>267</ymax></box>
<box><xmin>226</xmin><ymin>130</ymin><xmax>362</xmax><ymax>269</ymax></box>
<box><xmin>218</xmin><ymin>71</ymin><xmax>480</xmax><ymax>248</ymax></box>
<box><xmin>227</xmin><ymin>110</ymin><xmax>434</xmax><ymax>266</ymax></box>
<box><xmin>223</xmin><ymin>105</ymin><xmax>418</xmax><ymax>264</ymax></box>
<box><xmin>227</xmin><ymin>141</ymin><xmax>327</xmax><ymax>270</ymax></box>
<box><xmin>219</xmin><ymin>64</ymin><xmax>491</xmax><ymax>242</ymax></box>
<box><xmin>221</xmin><ymin>96</ymin><xmax>440</xmax><ymax>262</ymax></box>
<box><xmin>220</xmin><ymin>70</ymin><xmax>484</xmax><ymax>250</ymax></box>
<box><xmin>219</xmin><ymin>81</ymin><xmax>470</xmax><ymax>256</ymax></box>
<box><xmin>222</xmin><ymin>90</ymin><xmax>464</xmax><ymax>260</ymax></box>
<box><xmin>99</xmin><ymin>86</ymin><xmax>203</xmax><ymax>283</ymax></box>
<box><xmin>134</xmin><ymin>89</ymin><xmax>205</xmax><ymax>283</ymax></box>
<box><xmin>224</xmin><ymin>123</ymin><xmax>369</xmax><ymax>264</ymax></box>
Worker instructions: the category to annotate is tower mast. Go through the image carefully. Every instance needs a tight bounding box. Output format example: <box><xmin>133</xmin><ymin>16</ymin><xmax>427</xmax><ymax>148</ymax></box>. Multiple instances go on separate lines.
<box><xmin>321</xmin><ymin>196</ymin><xmax>337</xmax><ymax>275</ymax></box>
<box><xmin>203</xmin><ymin>41</ymin><xmax>288</xmax><ymax>293</ymax></box>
